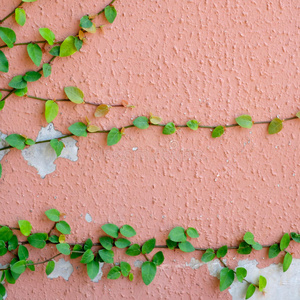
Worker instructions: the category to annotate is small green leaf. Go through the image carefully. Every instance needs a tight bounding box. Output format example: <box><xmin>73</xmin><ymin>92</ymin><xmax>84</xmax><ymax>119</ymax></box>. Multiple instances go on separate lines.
<box><xmin>15</xmin><ymin>8</ymin><xmax>26</xmax><ymax>26</ymax></box>
<box><xmin>64</xmin><ymin>86</ymin><xmax>84</xmax><ymax>104</ymax></box>
<box><xmin>259</xmin><ymin>275</ymin><xmax>267</xmax><ymax>292</ymax></box>
<box><xmin>163</xmin><ymin>122</ymin><xmax>176</xmax><ymax>135</ymax></box>
<box><xmin>186</xmin><ymin>227</ymin><xmax>199</xmax><ymax>238</ymax></box>
<box><xmin>80</xmin><ymin>16</ymin><xmax>93</xmax><ymax>28</ymax></box>
<box><xmin>152</xmin><ymin>251</ymin><xmax>164</xmax><ymax>266</ymax></box>
<box><xmin>141</xmin><ymin>261</ymin><xmax>156</xmax><ymax>285</ymax></box>
<box><xmin>45</xmin><ymin>209</ymin><xmax>60</xmax><ymax>222</ymax></box>
<box><xmin>0</xmin><ymin>100</ymin><xmax>4</xmax><ymax>111</ymax></box>
<box><xmin>48</xmin><ymin>235</ymin><xmax>59</xmax><ymax>243</ymax></box>
<box><xmin>107</xmin><ymin>128</ymin><xmax>122</xmax><ymax>146</ymax></box>
<box><xmin>39</xmin><ymin>28</ymin><xmax>55</xmax><ymax>45</ymax></box>
<box><xmin>268</xmin><ymin>118</ymin><xmax>283</xmax><ymax>134</ymax></box>
<box><xmin>120</xmin><ymin>225</ymin><xmax>136</xmax><ymax>238</ymax></box>
<box><xmin>236</xmin><ymin>267</ymin><xmax>247</xmax><ymax>283</ymax></box>
<box><xmin>14</xmin><ymin>87</ymin><xmax>27</xmax><ymax>97</ymax></box>
<box><xmin>237</xmin><ymin>241</ymin><xmax>252</xmax><ymax>255</ymax></box>
<box><xmin>166</xmin><ymin>239</ymin><xmax>177</xmax><ymax>250</ymax></box>
<box><xmin>4</xmin><ymin>270</ymin><xmax>16</xmax><ymax>284</ymax></box>
<box><xmin>0</xmin><ymin>283</ymin><xmax>6</xmax><ymax>297</ymax></box>
<box><xmin>217</xmin><ymin>245</ymin><xmax>228</xmax><ymax>258</ymax></box>
<box><xmin>80</xmin><ymin>249</ymin><xmax>94</xmax><ymax>264</ymax></box>
<box><xmin>27</xmin><ymin>43</ymin><xmax>42</xmax><ymax>66</ymax></box>
<box><xmin>212</xmin><ymin>126</ymin><xmax>224</xmax><ymax>138</ymax></box>
<box><xmin>18</xmin><ymin>220</ymin><xmax>32</xmax><ymax>236</ymax></box>
<box><xmin>104</xmin><ymin>6</ymin><xmax>117</xmax><ymax>23</ymax></box>
<box><xmin>268</xmin><ymin>244</ymin><xmax>281</xmax><ymax>258</ymax></box>
<box><xmin>0</xmin><ymin>50</ymin><xmax>9</xmax><ymax>73</ymax></box>
<box><xmin>120</xmin><ymin>261</ymin><xmax>131</xmax><ymax>277</ymax></box>
<box><xmin>70</xmin><ymin>244</ymin><xmax>83</xmax><ymax>259</ymax></box>
<box><xmin>115</xmin><ymin>238</ymin><xmax>131</xmax><ymax>249</ymax></box>
<box><xmin>283</xmin><ymin>252</ymin><xmax>292</xmax><ymax>272</ymax></box>
<box><xmin>99</xmin><ymin>249</ymin><xmax>114</xmax><ymax>263</ymax></box>
<box><xmin>235</xmin><ymin>115</ymin><xmax>253</xmax><ymax>128</ymax></box>
<box><xmin>22</xmin><ymin>0</ymin><xmax>38</xmax><ymax>2</ymax></box>
<box><xmin>60</xmin><ymin>36</ymin><xmax>77</xmax><ymax>57</ymax></box>
<box><xmin>28</xmin><ymin>233</ymin><xmax>48</xmax><ymax>249</ymax></box>
<box><xmin>8</xmin><ymin>235</ymin><xmax>18</xmax><ymax>251</ymax></box>
<box><xmin>46</xmin><ymin>261</ymin><xmax>55</xmax><ymax>275</ymax></box>
<box><xmin>84</xmin><ymin>238</ymin><xmax>93</xmax><ymax>251</ymax></box>
<box><xmin>45</xmin><ymin>100</ymin><xmax>59</xmax><ymax>123</ymax></box>
<box><xmin>178</xmin><ymin>241</ymin><xmax>195</xmax><ymax>253</ymax></box>
<box><xmin>201</xmin><ymin>249</ymin><xmax>215</xmax><ymax>262</ymax></box>
<box><xmin>125</xmin><ymin>244</ymin><xmax>141</xmax><ymax>256</ymax></box>
<box><xmin>43</xmin><ymin>63</ymin><xmax>52</xmax><ymax>77</ymax></box>
<box><xmin>243</xmin><ymin>232</ymin><xmax>255</xmax><ymax>245</ymax></box>
<box><xmin>280</xmin><ymin>233</ymin><xmax>290</xmax><ymax>251</ymax></box>
<box><xmin>74</xmin><ymin>37</ymin><xmax>83</xmax><ymax>51</ymax></box>
<box><xmin>246</xmin><ymin>284</ymin><xmax>256</xmax><ymax>299</ymax></box>
<box><xmin>11</xmin><ymin>260</ymin><xmax>26</xmax><ymax>275</ymax></box>
<box><xmin>49</xmin><ymin>46</ymin><xmax>60</xmax><ymax>56</ymax></box>
<box><xmin>0</xmin><ymin>226</ymin><xmax>13</xmax><ymax>241</ymax></box>
<box><xmin>252</xmin><ymin>242</ymin><xmax>263</xmax><ymax>251</ymax></box>
<box><xmin>0</xmin><ymin>163</ymin><xmax>2</xmax><ymax>178</ymax></box>
<box><xmin>133</xmin><ymin>116</ymin><xmax>149</xmax><ymax>129</ymax></box>
<box><xmin>23</xmin><ymin>71</ymin><xmax>41</xmax><ymax>82</ymax></box>
<box><xmin>186</xmin><ymin>120</ymin><xmax>199</xmax><ymax>130</ymax></box>
<box><xmin>0</xmin><ymin>241</ymin><xmax>7</xmax><ymax>256</ymax></box>
<box><xmin>68</xmin><ymin>122</ymin><xmax>87</xmax><ymax>137</ymax></box>
<box><xmin>25</xmin><ymin>138</ymin><xmax>35</xmax><ymax>146</ymax></box>
<box><xmin>101</xmin><ymin>223</ymin><xmax>119</xmax><ymax>238</ymax></box>
<box><xmin>56</xmin><ymin>243</ymin><xmax>70</xmax><ymax>255</ymax></box>
<box><xmin>107</xmin><ymin>266</ymin><xmax>121</xmax><ymax>279</ymax></box>
<box><xmin>18</xmin><ymin>245</ymin><xmax>29</xmax><ymax>260</ymax></box>
<box><xmin>219</xmin><ymin>268</ymin><xmax>234</xmax><ymax>292</ymax></box>
<box><xmin>129</xmin><ymin>273</ymin><xmax>134</xmax><ymax>281</ymax></box>
<box><xmin>50</xmin><ymin>139</ymin><xmax>64</xmax><ymax>157</ymax></box>
<box><xmin>56</xmin><ymin>221</ymin><xmax>71</xmax><ymax>235</ymax></box>
<box><xmin>296</xmin><ymin>112</ymin><xmax>300</xmax><ymax>118</ymax></box>
<box><xmin>142</xmin><ymin>238</ymin><xmax>156</xmax><ymax>254</ymax></box>
<box><xmin>87</xmin><ymin>260</ymin><xmax>99</xmax><ymax>280</ymax></box>
<box><xmin>99</xmin><ymin>236</ymin><xmax>114</xmax><ymax>250</ymax></box>
<box><xmin>291</xmin><ymin>232</ymin><xmax>300</xmax><ymax>243</ymax></box>
<box><xmin>8</xmin><ymin>75</ymin><xmax>27</xmax><ymax>89</ymax></box>
<box><xmin>0</xmin><ymin>27</ymin><xmax>16</xmax><ymax>48</ymax></box>
<box><xmin>6</xmin><ymin>134</ymin><xmax>26</xmax><ymax>150</ymax></box>
<box><xmin>168</xmin><ymin>227</ymin><xmax>186</xmax><ymax>243</ymax></box>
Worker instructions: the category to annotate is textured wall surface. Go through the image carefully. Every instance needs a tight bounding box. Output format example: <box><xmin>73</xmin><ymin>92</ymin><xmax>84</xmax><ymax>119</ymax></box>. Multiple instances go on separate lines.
<box><xmin>0</xmin><ymin>0</ymin><xmax>299</xmax><ymax>299</ymax></box>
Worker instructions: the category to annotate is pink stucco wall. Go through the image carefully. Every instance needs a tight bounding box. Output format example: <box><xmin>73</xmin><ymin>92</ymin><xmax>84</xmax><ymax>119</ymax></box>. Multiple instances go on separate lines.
<box><xmin>0</xmin><ymin>0</ymin><xmax>299</xmax><ymax>299</ymax></box>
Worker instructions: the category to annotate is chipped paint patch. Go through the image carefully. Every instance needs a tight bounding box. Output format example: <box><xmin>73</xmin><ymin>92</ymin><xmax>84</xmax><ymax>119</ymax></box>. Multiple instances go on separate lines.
<box><xmin>85</xmin><ymin>213</ymin><xmax>92</xmax><ymax>223</ymax></box>
<box><xmin>0</xmin><ymin>131</ymin><xmax>10</xmax><ymax>161</ymax></box>
<box><xmin>47</xmin><ymin>258</ymin><xmax>74</xmax><ymax>281</ymax></box>
<box><xmin>91</xmin><ymin>263</ymin><xmax>104</xmax><ymax>283</ymax></box>
<box><xmin>134</xmin><ymin>260</ymin><xmax>143</xmax><ymax>268</ymax></box>
<box><xmin>185</xmin><ymin>257</ymin><xmax>204</xmax><ymax>270</ymax></box>
<box><xmin>21</xmin><ymin>123</ymin><xmax>78</xmax><ymax>178</ymax></box>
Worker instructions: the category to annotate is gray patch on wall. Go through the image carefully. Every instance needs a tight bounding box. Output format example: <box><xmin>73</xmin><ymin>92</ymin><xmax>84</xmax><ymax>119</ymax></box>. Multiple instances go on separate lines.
<box><xmin>21</xmin><ymin>123</ymin><xmax>78</xmax><ymax>178</ymax></box>
<box><xmin>47</xmin><ymin>258</ymin><xmax>74</xmax><ymax>281</ymax></box>
<box><xmin>0</xmin><ymin>131</ymin><xmax>10</xmax><ymax>161</ymax></box>
<box><xmin>91</xmin><ymin>263</ymin><xmax>104</xmax><ymax>283</ymax></box>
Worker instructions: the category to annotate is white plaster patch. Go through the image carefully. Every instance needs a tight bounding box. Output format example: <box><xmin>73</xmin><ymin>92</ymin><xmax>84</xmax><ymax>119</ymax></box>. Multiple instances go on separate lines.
<box><xmin>91</xmin><ymin>263</ymin><xmax>104</xmax><ymax>283</ymax></box>
<box><xmin>134</xmin><ymin>260</ymin><xmax>143</xmax><ymax>268</ymax></box>
<box><xmin>21</xmin><ymin>123</ymin><xmax>78</xmax><ymax>178</ymax></box>
<box><xmin>0</xmin><ymin>131</ymin><xmax>10</xmax><ymax>161</ymax></box>
<box><xmin>85</xmin><ymin>213</ymin><xmax>92</xmax><ymax>223</ymax></box>
<box><xmin>47</xmin><ymin>258</ymin><xmax>74</xmax><ymax>281</ymax></box>
<box><xmin>185</xmin><ymin>257</ymin><xmax>204</xmax><ymax>270</ymax></box>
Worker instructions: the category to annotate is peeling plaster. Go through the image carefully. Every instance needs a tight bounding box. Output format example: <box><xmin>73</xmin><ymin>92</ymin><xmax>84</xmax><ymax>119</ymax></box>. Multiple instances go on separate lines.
<box><xmin>85</xmin><ymin>213</ymin><xmax>92</xmax><ymax>223</ymax></box>
<box><xmin>47</xmin><ymin>259</ymin><xmax>74</xmax><ymax>281</ymax></box>
<box><xmin>21</xmin><ymin>124</ymin><xmax>78</xmax><ymax>178</ymax></box>
<box><xmin>91</xmin><ymin>263</ymin><xmax>104</xmax><ymax>283</ymax></box>
<box><xmin>0</xmin><ymin>131</ymin><xmax>9</xmax><ymax>161</ymax></box>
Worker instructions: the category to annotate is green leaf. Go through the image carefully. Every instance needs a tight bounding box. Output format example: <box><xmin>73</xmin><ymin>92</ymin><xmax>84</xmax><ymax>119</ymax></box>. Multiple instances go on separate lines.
<box><xmin>186</xmin><ymin>227</ymin><xmax>199</xmax><ymax>238</ymax></box>
<box><xmin>46</xmin><ymin>261</ymin><xmax>55</xmax><ymax>275</ymax></box>
<box><xmin>56</xmin><ymin>221</ymin><xmax>71</xmax><ymax>235</ymax></box>
<box><xmin>107</xmin><ymin>266</ymin><xmax>121</xmax><ymax>279</ymax></box>
<box><xmin>99</xmin><ymin>249</ymin><xmax>114</xmax><ymax>263</ymax></box>
<box><xmin>15</xmin><ymin>8</ymin><xmax>26</xmax><ymax>26</ymax></box>
<box><xmin>8</xmin><ymin>235</ymin><xmax>18</xmax><ymax>251</ymax></box>
<box><xmin>259</xmin><ymin>275</ymin><xmax>267</xmax><ymax>292</ymax></box>
<box><xmin>246</xmin><ymin>284</ymin><xmax>256</xmax><ymax>299</ymax></box>
<box><xmin>129</xmin><ymin>273</ymin><xmax>134</xmax><ymax>281</ymax></box>
<box><xmin>107</xmin><ymin>128</ymin><xmax>122</xmax><ymax>146</ymax></box>
<box><xmin>217</xmin><ymin>245</ymin><xmax>228</xmax><ymax>258</ymax></box>
<box><xmin>27</xmin><ymin>43</ymin><xmax>42</xmax><ymax>66</ymax></box>
<box><xmin>84</xmin><ymin>238</ymin><xmax>93</xmax><ymax>251</ymax></box>
<box><xmin>18</xmin><ymin>220</ymin><xmax>32</xmax><ymax>236</ymax></box>
<box><xmin>8</xmin><ymin>75</ymin><xmax>27</xmax><ymax>89</ymax></box>
<box><xmin>115</xmin><ymin>238</ymin><xmax>131</xmax><ymax>249</ymax></box>
<box><xmin>142</xmin><ymin>238</ymin><xmax>156</xmax><ymax>254</ymax></box>
<box><xmin>11</xmin><ymin>260</ymin><xmax>26</xmax><ymax>275</ymax></box>
<box><xmin>168</xmin><ymin>227</ymin><xmax>186</xmax><ymax>243</ymax></box>
<box><xmin>283</xmin><ymin>252</ymin><xmax>292</xmax><ymax>272</ymax></box>
<box><xmin>70</xmin><ymin>244</ymin><xmax>83</xmax><ymax>259</ymax></box>
<box><xmin>25</xmin><ymin>138</ymin><xmax>35</xmax><ymax>146</ymax></box>
<box><xmin>23</xmin><ymin>71</ymin><xmax>41</xmax><ymax>82</ymax></box>
<box><xmin>236</xmin><ymin>267</ymin><xmax>247</xmax><ymax>283</ymax></box>
<box><xmin>18</xmin><ymin>245</ymin><xmax>29</xmax><ymax>260</ymax></box>
<box><xmin>133</xmin><ymin>116</ymin><xmax>149</xmax><ymax>129</ymax></box>
<box><xmin>152</xmin><ymin>251</ymin><xmax>164</xmax><ymax>266</ymax></box>
<box><xmin>101</xmin><ymin>223</ymin><xmax>119</xmax><ymax>238</ymax></box>
<box><xmin>6</xmin><ymin>134</ymin><xmax>26</xmax><ymax>150</ymax></box>
<box><xmin>237</xmin><ymin>241</ymin><xmax>252</xmax><ymax>255</ymax></box>
<box><xmin>56</xmin><ymin>243</ymin><xmax>70</xmax><ymax>255</ymax></box>
<box><xmin>49</xmin><ymin>235</ymin><xmax>59</xmax><ymax>243</ymax></box>
<box><xmin>243</xmin><ymin>232</ymin><xmax>255</xmax><ymax>245</ymax></box>
<box><xmin>43</xmin><ymin>63</ymin><xmax>51</xmax><ymax>77</ymax></box>
<box><xmin>80</xmin><ymin>249</ymin><xmax>94</xmax><ymax>264</ymax></box>
<box><xmin>50</xmin><ymin>139</ymin><xmax>64</xmax><ymax>157</ymax></box>
<box><xmin>49</xmin><ymin>46</ymin><xmax>60</xmax><ymax>56</ymax></box>
<box><xmin>201</xmin><ymin>249</ymin><xmax>215</xmax><ymax>262</ymax></box>
<box><xmin>0</xmin><ymin>163</ymin><xmax>2</xmax><ymax>178</ymax></box>
<box><xmin>0</xmin><ymin>27</ymin><xmax>16</xmax><ymax>48</ymax></box>
<box><xmin>120</xmin><ymin>225</ymin><xmax>136</xmax><ymax>238</ymax></box>
<box><xmin>163</xmin><ymin>122</ymin><xmax>176</xmax><ymax>135</ymax></box>
<box><xmin>219</xmin><ymin>268</ymin><xmax>234</xmax><ymax>291</ymax></box>
<box><xmin>280</xmin><ymin>233</ymin><xmax>290</xmax><ymax>251</ymax></box>
<box><xmin>166</xmin><ymin>239</ymin><xmax>177</xmax><ymax>250</ymax></box>
<box><xmin>0</xmin><ymin>283</ymin><xmax>6</xmax><ymax>297</ymax></box>
<box><xmin>39</xmin><ymin>28</ymin><xmax>55</xmax><ymax>45</ymax></box>
<box><xmin>14</xmin><ymin>87</ymin><xmax>27</xmax><ymax>97</ymax></box>
<box><xmin>268</xmin><ymin>243</ymin><xmax>281</xmax><ymax>258</ymax></box>
<box><xmin>22</xmin><ymin>0</ymin><xmax>38</xmax><ymax>2</ymax></box>
<box><xmin>178</xmin><ymin>241</ymin><xmax>195</xmax><ymax>253</ymax></box>
<box><xmin>74</xmin><ymin>37</ymin><xmax>83</xmax><ymax>51</ymax></box>
<box><xmin>45</xmin><ymin>208</ymin><xmax>60</xmax><ymax>222</ymax></box>
<box><xmin>0</xmin><ymin>100</ymin><xmax>4</xmax><ymax>111</ymax></box>
<box><xmin>252</xmin><ymin>242</ymin><xmax>263</xmax><ymax>251</ymax></box>
<box><xmin>68</xmin><ymin>122</ymin><xmax>87</xmax><ymax>137</ymax></box>
<box><xmin>105</xmin><ymin>6</ymin><xmax>117</xmax><ymax>23</ymax></box>
<box><xmin>125</xmin><ymin>244</ymin><xmax>141</xmax><ymax>256</ymax></box>
<box><xmin>99</xmin><ymin>236</ymin><xmax>114</xmax><ymax>250</ymax></box>
<box><xmin>296</xmin><ymin>111</ymin><xmax>300</xmax><ymax>118</ymax></box>
<box><xmin>80</xmin><ymin>16</ymin><xmax>93</xmax><ymax>28</ymax></box>
<box><xmin>212</xmin><ymin>126</ymin><xmax>224</xmax><ymax>138</ymax></box>
<box><xmin>0</xmin><ymin>50</ymin><xmax>9</xmax><ymax>73</ymax></box>
<box><xmin>291</xmin><ymin>232</ymin><xmax>300</xmax><ymax>243</ymax></box>
<box><xmin>0</xmin><ymin>241</ymin><xmax>7</xmax><ymax>256</ymax></box>
<box><xmin>60</xmin><ymin>36</ymin><xmax>77</xmax><ymax>57</ymax></box>
<box><xmin>141</xmin><ymin>261</ymin><xmax>156</xmax><ymax>285</ymax></box>
<box><xmin>120</xmin><ymin>261</ymin><xmax>131</xmax><ymax>277</ymax></box>
<box><xmin>0</xmin><ymin>226</ymin><xmax>13</xmax><ymax>241</ymax></box>
<box><xmin>186</xmin><ymin>120</ymin><xmax>199</xmax><ymax>130</ymax></box>
<box><xmin>27</xmin><ymin>233</ymin><xmax>47</xmax><ymax>248</ymax></box>
<box><xmin>87</xmin><ymin>260</ymin><xmax>99</xmax><ymax>280</ymax></box>
<box><xmin>4</xmin><ymin>270</ymin><xmax>16</xmax><ymax>284</ymax></box>
<box><xmin>235</xmin><ymin>115</ymin><xmax>253</xmax><ymax>128</ymax></box>
<box><xmin>268</xmin><ymin>118</ymin><xmax>283</xmax><ymax>134</ymax></box>
<box><xmin>64</xmin><ymin>86</ymin><xmax>84</xmax><ymax>104</ymax></box>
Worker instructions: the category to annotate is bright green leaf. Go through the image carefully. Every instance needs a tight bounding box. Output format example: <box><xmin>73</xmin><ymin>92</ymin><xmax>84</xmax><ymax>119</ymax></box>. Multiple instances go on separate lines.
<box><xmin>6</xmin><ymin>134</ymin><xmax>26</xmax><ymax>150</ymax></box>
<box><xmin>23</xmin><ymin>71</ymin><xmax>41</xmax><ymax>82</ymax></box>
<box><xmin>219</xmin><ymin>268</ymin><xmax>234</xmax><ymax>292</ymax></box>
<box><xmin>125</xmin><ymin>244</ymin><xmax>141</xmax><ymax>256</ymax></box>
<box><xmin>186</xmin><ymin>227</ymin><xmax>199</xmax><ymax>238</ymax></box>
<box><xmin>80</xmin><ymin>16</ymin><xmax>93</xmax><ymax>28</ymax></box>
<box><xmin>0</xmin><ymin>27</ymin><xmax>16</xmax><ymax>48</ymax></box>
<box><xmin>163</xmin><ymin>122</ymin><xmax>176</xmax><ymax>135</ymax></box>
<box><xmin>268</xmin><ymin>118</ymin><xmax>283</xmax><ymax>134</ymax></box>
<box><xmin>120</xmin><ymin>225</ymin><xmax>136</xmax><ymax>238</ymax></box>
<box><xmin>217</xmin><ymin>245</ymin><xmax>228</xmax><ymax>258</ymax></box>
<box><xmin>280</xmin><ymin>233</ymin><xmax>290</xmax><ymax>251</ymax></box>
<box><xmin>68</xmin><ymin>122</ymin><xmax>87</xmax><ymax>137</ymax></box>
<box><xmin>39</xmin><ymin>28</ymin><xmax>55</xmax><ymax>45</ymax></box>
<box><xmin>252</xmin><ymin>242</ymin><xmax>263</xmax><ymax>251</ymax></box>
<box><xmin>0</xmin><ymin>283</ymin><xmax>6</xmax><ymax>297</ymax></box>
<box><xmin>0</xmin><ymin>100</ymin><xmax>4</xmax><ymax>111</ymax></box>
<box><xmin>99</xmin><ymin>236</ymin><xmax>114</xmax><ymax>250</ymax></box>
<box><xmin>152</xmin><ymin>251</ymin><xmax>164</xmax><ymax>266</ymax></box>
<box><xmin>212</xmin><ymin>126</ymin><xmax>224</xmax><ymax>138</ymax></box>
<box><xmin>296</xmin><ymin>112</ymin><xmax>300</xmax><ymax>119</ymax></box>
<box><xmin>142</xmin><ymin>238</ymin><xmax>156</xmax><ymax>254</ymax></box>
<box><xmin>18</xmin><ymin>220</ymin><xmax>32</xmax><ymax>236</ymax></box>
<box><xmin>80</xmin><ymin>249</ymin><xmax>94</xmax><ymax>264</ymax></box>
<box><xmin>99</xmin><ymin>249</ymin><xmax>114</xmax><ymax>263</ymax></box>
<box><xmin>64</xmin><ymin>86</ymin><xmax>84</xmax><ymax>104</ymax></box>
<box><xmin>178</xmin><ymin>241</ymin><xmax>195</xmax><ymax>253</ymax></box>
<box><xmin>43</xmin><ymin>63</ymin><xmax>51</xmax><ymax>77</ymax></box>
<box><xmin>168</xmin><ymin>227</ymin><xmax>186</xmax><ymax>243</ymax></box>
<box><xmin>283</xmin><ymin>252</ymin><xmax>292</xmax><ymax>272</ymax></box>
<box><xmin>60</xmin><ymin>36</ymin><xmax>77</xmax><ymax>57</ymax></box>
<box><xmin>25</xmin><ymin>138</ymin><xmax>35</xmax><ymax>146</ymax></box>
<box><xmin>120</xmin><ymin>261</ymin><xmax>131</xmax><ymax>277</ymax></box>
<box><xmin>8</xmin><ymin>75</ymin><xmax>27</xmax><ymax>89</ymax></box>
<box><xmin>236</xmin><ymin>267</ymin><xmax>247</xmax><ymax>283</ymax></box>
<box><xmin>101</xmin><ymin>223</ymin><xmax>119</xmax><ymax>238</ymax></box>
<box><xmin>10</xmin><ymin>260</ymin><xmax>26</xmax><ymax>275</ymax></box>
<box><xmin>27</xmin><ymin>43</ymin><xmax>42</xmax><ymax>66</ymax></box>
<box><xmin>104</xmin><ymin>6</ymin><xmax>117</xmax><ymax>24</ymax></box>
<box><xmin>45</xmin><ymin>209</ymin><xmax>60</xmax><ymax>222</ymax></box>
<box><xmin>0</xmin><ymin>50</ymin><xmax>9</xmax><ymax>73</ymax></box>
<box><xmin>201</xmin><ymin>249</ymin><xmax>215</xmax><ymax>262</ymax></box>
<box><xmin>236</xmin><ymin>115</ymin><xmax>253</xmax><ymax>128</ymax></box>
<box><xmin>50</xmin><ymin>139</ymin><xmax>64</xmax><ymax>157</ymax></box>
<box><xmin>141</xmin><ymin>261</ymin><xmax>156</xmax><ymax>285</ymax></box>
<box><xmin>133</xmin><ymin>116</ymin><xmax>149</xmax><ymax>129</ymax></box>
<box><xmin>15</xmin><ymin>8</ymin><xmax>26</xmax><ymax>26</ymax></box>
<box><xmin>186</xmin><ymin>120</ymin><xmax>199</xmax><ymax>130</ymax></box>
<box><xmin>56</xmin><ymin>243</ymin><xmax>70</xmax><ymax>255</ymax></box>
<box><xmin>46</xmin><ymin>261</ymin><xmax>55</xmax><ymax>275</ymax></box>
<box><xmin>0</xmin><ymin>226</ymin><xmax>13</xmax><ymax>241</ymax></box>
<box><xmin>246</xmin><ymin>284</ymin><xmax>256</xmax><ymax>299</ymax></box>
<box><xmin>129</xmin><ymin>273</ymin><xmax>134</xmax><ymax>281</ymax></box>
<box><xmin>87</xmin><ymin>260</ymin><xmax>99</xmax><ymax>280</ymax></box>
<box><xmin>27</xmin><ymin>233</ymin><xmax>47</xmax><ymax>249</ymax></box>
<box><xmin>259</xmin><ymin>275</ymin><xmax>267</xmax><ymax>292</ymax></box>
<box><xmin>107</xmin><ymin>128</ymin><xmax>122</xmax><ymax>146</ymax></box>
<box><xmin>18</xmin><ymin>245</ymin><xmax>29</xmax><ymax>260</ymax></box>
<box><xmin>114</xmin><ymin>238</ymin><xmax>131</xmax><ymax>249</ymax></box>
<box><xmin>14</xmin><ymin>87</ymin><xmax>27</xmax><ymax>97</ymax></box>
<box><xmin>107</xmin><ymin>266</ymin><xmax>121</xmax><ymax>279</ymax></box>
<box><xmin>56</xmin><ymin>221</ymin><xmax>71</xmax><ymax>235</ymax></box>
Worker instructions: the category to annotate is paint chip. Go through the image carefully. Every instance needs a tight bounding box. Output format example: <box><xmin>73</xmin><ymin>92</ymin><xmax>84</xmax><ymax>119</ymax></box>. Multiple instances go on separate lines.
<box><xmin>0</xmin><ymin>131</ymin><xmax>10</xmax><ymax>162</ymax></box>
<box><xmin>85</xmin><ymin>213</ymin><xmax>92</xmax><ymax>223</ymax></box>
<box><xmin>47</xmin><ymin>258</ymin><xmax>74</xmax><ymax>281</ymax></box>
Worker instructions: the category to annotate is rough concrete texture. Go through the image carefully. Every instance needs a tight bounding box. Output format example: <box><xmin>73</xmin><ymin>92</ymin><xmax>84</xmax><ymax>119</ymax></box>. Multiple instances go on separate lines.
<box><xmin>0</xmin><ymin>0</ymin><xmax>299</xmax><ymax>299</ymax></box>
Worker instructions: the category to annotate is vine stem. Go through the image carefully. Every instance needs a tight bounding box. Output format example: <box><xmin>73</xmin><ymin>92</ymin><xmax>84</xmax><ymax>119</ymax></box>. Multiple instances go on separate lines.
<box><xmin>0</xmin><ymin>41</ymin><xmax>63</xmax><ymax>50</ymax></box>
<box><xmin>0</xmin><ymin>1</ymin><xmax>23</xmax><ymax>24</ymax></box>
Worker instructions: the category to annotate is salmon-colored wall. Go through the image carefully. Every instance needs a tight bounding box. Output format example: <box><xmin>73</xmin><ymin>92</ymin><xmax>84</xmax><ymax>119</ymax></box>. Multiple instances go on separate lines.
<box><xmin>0</xmin><ymin>0</ymin><xmax>299</xmax><ymax>299</ymax></box>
